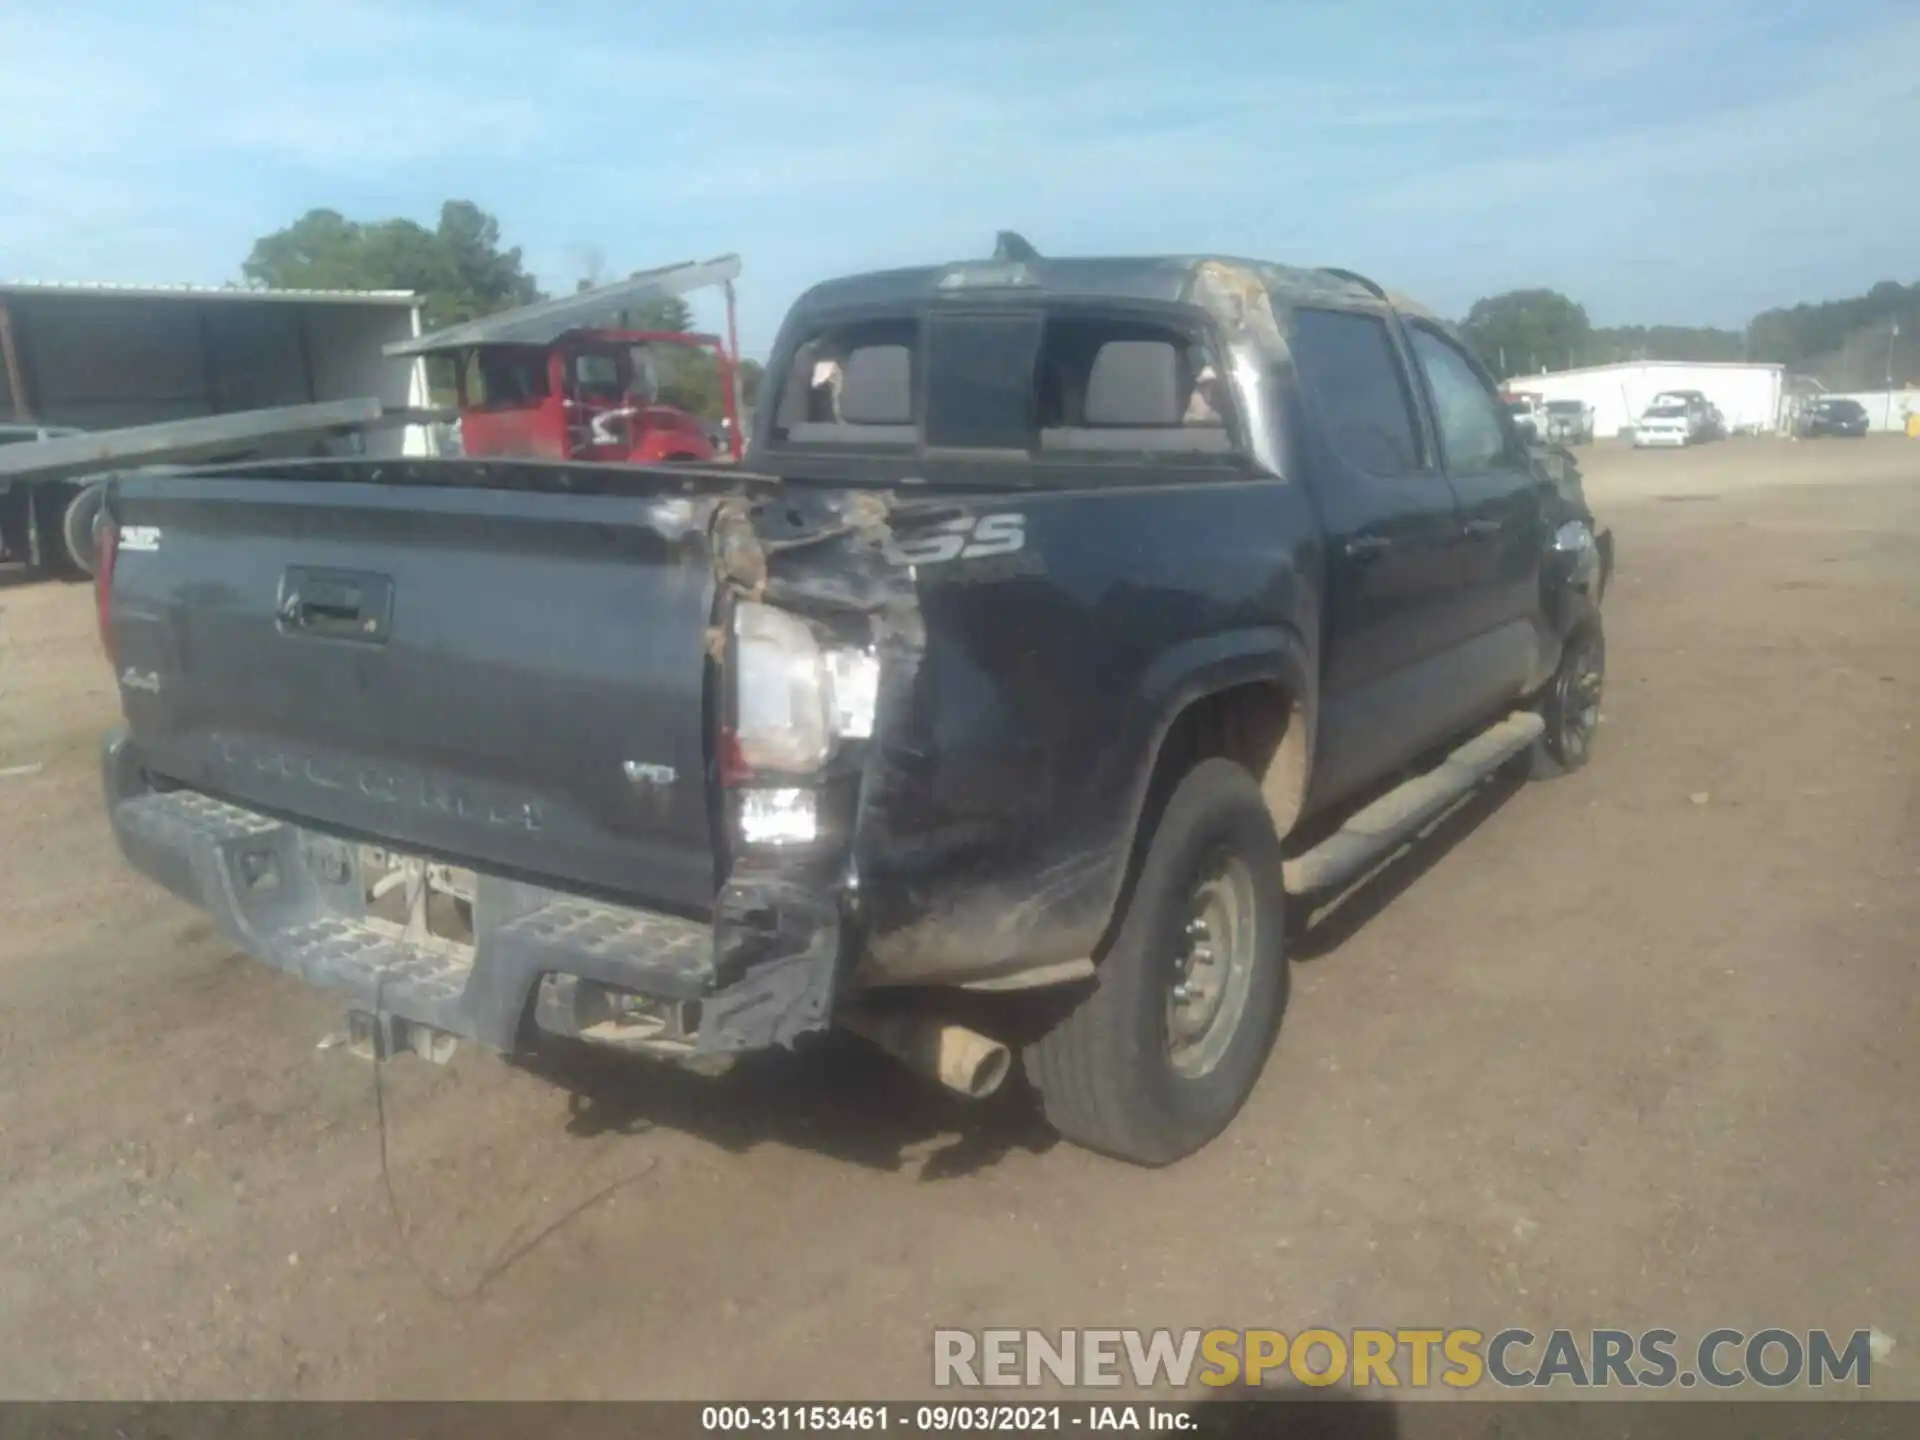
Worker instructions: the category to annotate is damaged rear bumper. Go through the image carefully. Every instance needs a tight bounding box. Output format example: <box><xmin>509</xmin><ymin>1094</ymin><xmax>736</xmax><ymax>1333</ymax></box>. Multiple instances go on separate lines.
<box><xmin>102</xmin><ymin>730</ymin><xmax>842</xmax><ymax>1059</ymax></box>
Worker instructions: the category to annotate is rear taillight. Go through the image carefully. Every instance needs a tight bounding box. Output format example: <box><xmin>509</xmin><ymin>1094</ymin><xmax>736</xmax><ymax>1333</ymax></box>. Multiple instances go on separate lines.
<box><xmin>729</xmin><ymin>602</ymin><xmax>880</xmax><ymax>776</ymax></box>
<box><xmin>723</xmin><ymin>601</ymin><xmax>880</xmax><ymax>847</ymax></box>
<box><xmin>94</xmin><ymin>516</ymin><xmax>118</xmax><ymax>663</ymax></box>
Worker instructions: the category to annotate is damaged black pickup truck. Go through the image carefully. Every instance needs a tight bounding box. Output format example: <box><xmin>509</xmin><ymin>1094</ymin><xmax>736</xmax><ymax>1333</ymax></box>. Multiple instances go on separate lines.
<box><xmin>96</xmin><ymin>239</ymin><xmax>1612</xmax><ymax>1165</ymax></box>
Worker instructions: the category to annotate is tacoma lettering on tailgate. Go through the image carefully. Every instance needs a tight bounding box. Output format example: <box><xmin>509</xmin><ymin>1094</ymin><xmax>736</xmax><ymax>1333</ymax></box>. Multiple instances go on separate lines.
<box><xmin>208</xmin><ymin>734</ymin><xmax>545</xmax><ymax>833</ymax></box>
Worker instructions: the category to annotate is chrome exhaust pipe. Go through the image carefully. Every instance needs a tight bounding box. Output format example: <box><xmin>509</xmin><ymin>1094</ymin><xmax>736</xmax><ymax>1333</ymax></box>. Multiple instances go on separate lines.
<box><xmin>841</xmin><ymin>1011</ymin><xmax>1013</xmax><ymax>1100</ymax></box>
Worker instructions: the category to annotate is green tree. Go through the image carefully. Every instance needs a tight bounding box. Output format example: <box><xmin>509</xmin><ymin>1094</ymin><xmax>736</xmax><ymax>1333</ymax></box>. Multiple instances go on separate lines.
<box><xmin>1587</xmin><ymin>324</ymin><xmax>1744</xmax><ymax>365</ymax></box>
<box><xmin>616</xmin><ymin>280</ymin><xmax>739</xmax><ymax>422</ymax></box>
<box><xmin>647</xmin><ymin>345</ymin><xmax>760</xmax><ymax>423</ymax></box>
<box><xmin>244</xmin><ymin>201</ymin><xmax>542</xmax><ymax>329</ymax></box>
<box><xmin>1459</xmin><ymin>289</ymin><xmax>1592</xmax><ymax>377</ymax></box>
<box><xmin>1746</xmin><ymin>280</ymin><xmax>1919</xmax><ymax>388</ymax></box>
<box><xmin>626</xmin><ymin>292</ymin><xmax>694</xmax><ymax>333</ymax></box>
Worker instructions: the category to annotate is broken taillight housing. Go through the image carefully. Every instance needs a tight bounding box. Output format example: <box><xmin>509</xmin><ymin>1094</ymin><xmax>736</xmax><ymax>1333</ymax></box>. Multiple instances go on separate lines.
<box><xmin>94</xmin><ymin>515</ymin><xmax>119</xmax><ymax>663</ymax></box>
<box><xmin>729</xmin><ymin>601</ymin><xmax>878</xmax><ymax>776</ymax></box>
<box><xmin>725</xmin><ymin>601</ymin><xmax>879</xmax><ymax>848</ymax></box>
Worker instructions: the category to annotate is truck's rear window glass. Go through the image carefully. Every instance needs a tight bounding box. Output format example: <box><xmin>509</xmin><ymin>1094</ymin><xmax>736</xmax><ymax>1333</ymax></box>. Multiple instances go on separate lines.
<box><xmin>924</xmin><ymin>313</ymin><xmax>1041</xmax><ymax>450</ymax></box>
<box><xmin>1036</xmin><ymin>317</ymin><xmax>1234</xmax><ymax>456</ymax></box>
<box><xmin>774</xmin><ymin>319</ymin><xmax>918</xmax><ymax>446</ymax></box>
<box><xmin>1287</xmin><ymin>309</ymin><xmax>1423</xmax><ymax>477</ymax></box>
<box><xmin>771</xmin><ymin>311</ymin><xmax>1237</xmax><ymax>459</ymax></box>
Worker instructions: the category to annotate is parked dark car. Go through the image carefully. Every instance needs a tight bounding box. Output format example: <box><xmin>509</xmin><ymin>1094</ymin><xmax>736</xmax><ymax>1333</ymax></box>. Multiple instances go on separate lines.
<box><xmin>1801</xmin><ymin>397</ymin><xmax>1870</xmax><ymax>437</ymax></box>
<box><xmin>94</xmin><ymin>238</ymin><xmax>1613</xmax><ymax>1165</ymax></box>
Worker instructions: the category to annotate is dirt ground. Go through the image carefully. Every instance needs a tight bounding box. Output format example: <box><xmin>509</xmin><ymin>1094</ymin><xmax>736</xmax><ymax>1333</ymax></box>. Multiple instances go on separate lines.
<box><xmin>0</xmin><ymin>438</ymin><xmax>1914</xmax><ymax>1401</ymax></box>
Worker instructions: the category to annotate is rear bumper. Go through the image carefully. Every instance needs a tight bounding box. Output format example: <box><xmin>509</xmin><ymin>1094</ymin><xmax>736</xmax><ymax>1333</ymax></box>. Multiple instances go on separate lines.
<box><xmin>101</xmin><ymin>731</ymin><xmax>842</xmax><ymax>1058</ymax></box>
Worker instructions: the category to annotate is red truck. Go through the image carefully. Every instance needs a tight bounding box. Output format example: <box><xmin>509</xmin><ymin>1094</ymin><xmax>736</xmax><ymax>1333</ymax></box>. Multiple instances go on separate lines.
<box><xmin>388</xmin><ymin>256</ymin><xmax>745</xmax><ymax>465</ymax></box>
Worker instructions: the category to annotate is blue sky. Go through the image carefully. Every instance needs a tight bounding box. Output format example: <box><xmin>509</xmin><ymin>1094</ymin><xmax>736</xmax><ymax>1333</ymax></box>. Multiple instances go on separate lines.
<box><xmin>2</xmin><ymin>0</ymin><xmax>1914</xmax><ymax>356</ymax></box>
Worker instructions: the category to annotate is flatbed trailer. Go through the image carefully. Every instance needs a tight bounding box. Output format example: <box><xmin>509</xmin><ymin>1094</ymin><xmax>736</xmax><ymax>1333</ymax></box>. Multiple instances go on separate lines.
<box><xmin>0</xmin><ymin>397</ymin><xmax>443</xmax><ymax>575</ymax></box>
<box><xmin>0</xmin><ymin>279</ymin><xmax>433</xmax><ymax>576</ymax></box>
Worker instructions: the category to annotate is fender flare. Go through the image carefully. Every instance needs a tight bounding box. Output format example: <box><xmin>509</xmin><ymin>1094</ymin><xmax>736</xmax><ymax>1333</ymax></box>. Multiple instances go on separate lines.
<box><xmin>1117</xmin><ymin>625</ymin><xmax>1318</xmax><ymax>848</ymax></box>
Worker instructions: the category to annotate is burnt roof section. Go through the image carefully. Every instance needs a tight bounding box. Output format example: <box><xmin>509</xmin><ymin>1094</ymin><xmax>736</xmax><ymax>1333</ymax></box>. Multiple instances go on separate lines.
<box><xmin>787</xmin><ymin>251</ymin><xmax>1427</xmax><ymax>321</ymax></box>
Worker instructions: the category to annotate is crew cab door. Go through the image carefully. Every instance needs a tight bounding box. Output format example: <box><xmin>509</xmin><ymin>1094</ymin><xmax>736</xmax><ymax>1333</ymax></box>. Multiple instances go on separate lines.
<box><xmin>1403</xmin><ymin>322</ymin><xmax>1548</xmax><ymax>705</ymax></box>
<box><xmin>1283</xmin><ymin>306</ymin><xmax>1475</xmax><ymax>808</ymax></box>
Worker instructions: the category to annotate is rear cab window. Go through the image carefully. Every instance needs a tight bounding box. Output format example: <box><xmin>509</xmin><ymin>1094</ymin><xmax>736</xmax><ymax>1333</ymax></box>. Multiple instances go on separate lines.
<box><xmin>1034</xmin><ymin>316</ymin><xmax>1235</xmax><ymax>457</ymax></box>
<box><xmin>572</xmin><ymin>352</ymin><xmax>622</xmax><ymax>400</ymax></box>
<box><xmin>774</xmin><ymin>319</ymin><xmax>920</xmax><ymax>448</ymax></box>
<box><xmin>461</xmin><ymin>346</ymin><xmax>550</xmax><ymax>410</ymax></box>
<box><xmin>767</xmin><ymin>307</ymin><xmax>1243</xmax><ymax>473</ymax></box>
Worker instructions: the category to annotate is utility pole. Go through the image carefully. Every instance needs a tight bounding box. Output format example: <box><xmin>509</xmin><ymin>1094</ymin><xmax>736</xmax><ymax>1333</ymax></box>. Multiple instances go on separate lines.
<box><xmin>1888</xmin><ymin>322</ymin><xmax>1900</xmax><ymax>432</ymax></box>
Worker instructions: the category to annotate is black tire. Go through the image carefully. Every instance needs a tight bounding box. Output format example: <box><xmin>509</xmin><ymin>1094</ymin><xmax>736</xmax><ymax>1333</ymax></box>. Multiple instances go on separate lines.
<box><xmin>1531</xmin><ymin>620</ymin><xmax>1606</xmax><ymax>778</ymax></box>
<box><xmin>59</xmin><ymin>480</ymin><xmax>106</xmax><ymax>578</ymax></box>
<box><xmin>1023</xmin><ymin>758</ymin><xmax>1288</xmax><ymax>1165</ymax></box>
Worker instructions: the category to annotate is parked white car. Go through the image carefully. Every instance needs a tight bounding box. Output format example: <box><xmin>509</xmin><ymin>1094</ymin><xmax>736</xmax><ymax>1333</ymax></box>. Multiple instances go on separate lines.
<box><xmin>1502</xmin><ymin>392</ymin><xmax>1549</xmax><ymax>441</ymax></box>
<box><xmin>1646</xmin><ymin>390</ymin><xmax>1724</xmax><ymax>441</ymax></box>
<box><xmin>1633</xmin><ymin>402</ymin><xmax>1699</xmax><ymax>447</ymax></box>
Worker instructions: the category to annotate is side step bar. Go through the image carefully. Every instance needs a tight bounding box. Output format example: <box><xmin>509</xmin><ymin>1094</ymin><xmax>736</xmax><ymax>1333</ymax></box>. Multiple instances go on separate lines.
<box><xmin>1282</xmin><ymin>711</ymin><xmax>1544</xmax><ymax>897</ymax></box>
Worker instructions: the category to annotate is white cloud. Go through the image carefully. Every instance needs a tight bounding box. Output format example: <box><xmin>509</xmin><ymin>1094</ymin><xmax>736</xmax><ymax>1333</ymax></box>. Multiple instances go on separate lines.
<box><xmin>1348</xmin><ymin>6</ymin><xmax>1920</xmax><ymax>323</ymax></box>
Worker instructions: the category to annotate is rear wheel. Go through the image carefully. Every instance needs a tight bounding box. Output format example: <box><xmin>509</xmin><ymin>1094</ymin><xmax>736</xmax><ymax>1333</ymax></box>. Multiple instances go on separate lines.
<box><xmin>59</xmin><ymin>480</ymin><xmax>106</xmax><ymax>577</ymax></box>
<box><xmin>1023</xmin><ymin>759</ymin><xmax>1288</xmax><ymax>1165</ymax></box>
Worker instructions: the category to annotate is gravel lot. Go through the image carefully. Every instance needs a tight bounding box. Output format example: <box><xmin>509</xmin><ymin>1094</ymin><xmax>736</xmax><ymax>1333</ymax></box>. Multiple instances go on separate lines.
<box><xmin>0</xmin><ymin>437</ymin><xmax>1913</xmax><ymax>1400</ymax></box>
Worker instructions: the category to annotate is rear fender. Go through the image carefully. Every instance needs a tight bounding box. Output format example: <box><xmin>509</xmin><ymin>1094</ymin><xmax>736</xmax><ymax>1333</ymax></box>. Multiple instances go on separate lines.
<box><xmin>1124</xmin><ymin>627</ymin><xmax>1316</xmax><ymax>834</ymax></box>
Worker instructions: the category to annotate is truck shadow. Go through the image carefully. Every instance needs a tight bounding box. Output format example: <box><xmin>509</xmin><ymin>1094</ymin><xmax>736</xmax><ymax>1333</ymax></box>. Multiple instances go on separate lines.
<box><xmin>513</xmin><ymin>767</ymin><xmax>1531</xmax><ymax>1178</ymax></box>
<box><xmin>514</xmin><ymin>1030</ymin><xmax>1060</xmax><ymax>1180</ymax></box>
<box><xmin>1289</xmin><ymin>766</ymin><xmax>1528</xmax><ymax>963</ymax></box>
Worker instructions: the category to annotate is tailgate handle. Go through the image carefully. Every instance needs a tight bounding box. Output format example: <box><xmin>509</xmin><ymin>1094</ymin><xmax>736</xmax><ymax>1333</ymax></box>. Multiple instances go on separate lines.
<box><xmin>278</xmin><ymin>567</ymin><xmax>393</xmax><ymax>642</ymax></box>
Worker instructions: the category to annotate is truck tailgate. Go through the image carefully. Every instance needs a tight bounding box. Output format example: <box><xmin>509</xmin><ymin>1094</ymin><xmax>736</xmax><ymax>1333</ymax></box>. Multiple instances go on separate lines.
<box><xmin>107</xmin><ymin>469</ymin><xmax>722</xmax><ymax>915</ymax></box>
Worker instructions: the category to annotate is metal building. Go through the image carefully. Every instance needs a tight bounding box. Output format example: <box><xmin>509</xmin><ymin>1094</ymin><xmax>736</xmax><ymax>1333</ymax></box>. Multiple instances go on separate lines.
<box><xmin>0</xmin><ymin>280</ymin><xmax>429</xmax><ymax>457</ymax></box>
<box><xmin>1502</xmin><ymin>361</ymin><xmax>1787</xmax><ymax>439</ymax></box>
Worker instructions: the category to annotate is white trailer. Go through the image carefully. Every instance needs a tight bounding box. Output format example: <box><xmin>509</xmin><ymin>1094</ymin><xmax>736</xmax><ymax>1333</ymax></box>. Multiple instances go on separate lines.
<box><xmin>1503</xmin><ymin>361</ymin><xmax>1786</xmax><ymax>439</ymax></box>
<box><xmin>0</xmin><ymin>281</ymin><xmax>431</xmax><ymax>572</ymax></box>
